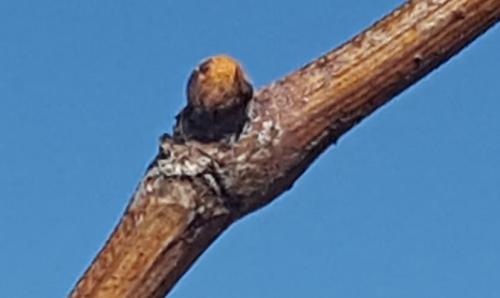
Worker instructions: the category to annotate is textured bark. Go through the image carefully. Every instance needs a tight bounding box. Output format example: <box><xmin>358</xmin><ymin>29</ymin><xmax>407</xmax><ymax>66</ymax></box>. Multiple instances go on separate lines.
<box><xmin>69</xmin><ymin>0</ymin><xmax>500</xmax><ymax>297</ymax></box>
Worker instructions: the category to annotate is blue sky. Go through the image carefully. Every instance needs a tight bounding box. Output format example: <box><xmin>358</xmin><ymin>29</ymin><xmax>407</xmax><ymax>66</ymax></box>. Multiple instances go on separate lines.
<box><xmin>1</xmin><ymin>1</ymin><xmax>499</xmax><ymax>297</ymax></box>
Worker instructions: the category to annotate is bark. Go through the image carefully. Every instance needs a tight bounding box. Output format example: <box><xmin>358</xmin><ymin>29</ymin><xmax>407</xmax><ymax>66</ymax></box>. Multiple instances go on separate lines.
<box><xmin>69</xmin><ymin>0</ymin><xmax>500</xmax><ymax>297</ymax></box>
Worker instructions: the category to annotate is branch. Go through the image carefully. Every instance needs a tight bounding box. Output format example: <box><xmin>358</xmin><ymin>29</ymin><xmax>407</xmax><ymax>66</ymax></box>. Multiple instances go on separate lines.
<box><xmin>69</xmin><ymin>0</ymin><xmax>500</xmax><ymax>297</ymax></box>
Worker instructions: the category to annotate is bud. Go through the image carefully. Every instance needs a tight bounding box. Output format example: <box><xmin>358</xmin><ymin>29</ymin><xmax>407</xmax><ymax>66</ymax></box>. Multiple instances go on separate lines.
<box><xmin>174</xmin><ymin>55</ymin><xmax>253</xmax><ymax>143</ymax></box>
<box><xmin>187</xmin><ymin>55</ymin><xmax>253</xmax><ymax>112</ymax></box>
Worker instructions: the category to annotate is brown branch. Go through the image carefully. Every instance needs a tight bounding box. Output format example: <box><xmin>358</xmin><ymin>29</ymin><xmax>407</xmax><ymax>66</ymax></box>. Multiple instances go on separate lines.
<box><xmin>69</xmin><ymin>0</ymin><xmax>500</xmax><ymax>297</ymax></box>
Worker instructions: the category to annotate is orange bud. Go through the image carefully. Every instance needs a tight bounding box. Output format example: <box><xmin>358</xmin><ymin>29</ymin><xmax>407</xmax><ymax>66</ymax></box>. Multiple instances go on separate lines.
<box><xmin>187</xmin><ymin>55</ymin><xmax>253</xmax><ymax>112</ymax></box>
<box><xmin>174</xmin><ymin>55</ymin><xmax>254</xmax><ymax>143</ymax></box>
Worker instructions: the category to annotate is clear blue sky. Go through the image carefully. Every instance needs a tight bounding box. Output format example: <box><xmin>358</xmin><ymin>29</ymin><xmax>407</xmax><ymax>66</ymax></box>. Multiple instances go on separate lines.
<box><xmin>1</xmin><ymin>1</ymin><xmax>499</xmax><ymax>297</ymax></box>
